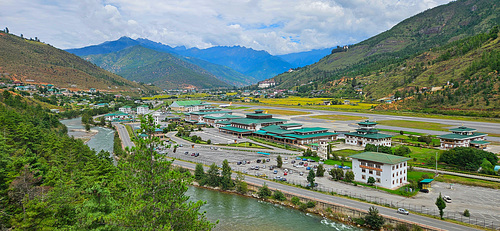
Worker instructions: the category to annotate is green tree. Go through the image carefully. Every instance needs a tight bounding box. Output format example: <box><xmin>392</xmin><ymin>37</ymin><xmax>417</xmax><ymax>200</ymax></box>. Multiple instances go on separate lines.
<box><xmin>394</xmin><ymin>146</ymin><xmax>411</xmax><ymax>156</ymax></box>
<box><xmin>85</xmin><ymin>123</ymin><xmax>91</xmax><ymax>132</ymax></box>
<box><xmin>329</xmin><ymin>168</ymin><xmax>344</xmax><ymax>181</ymax></box>
<box><xmin>206</xmin><ymin>163</ymin><xmax>221</xmax><ymax>187</ymax></box>
<box><xmin>367</xmin><ymin>176</ymin><xmax>376</xmax><ymax>185</ymax></box>
<box><xmin>435</xmin><ymin>193</ymin><xmax>446</xmax><ymax>219</ymax></box>
<box><xmin>273</xmin><ymin>190</ymin><xmax>286</xmax><ymax>201</ymax></box>
<box><xmin>99</xmin><ymin>117</ymin><xmax>106</xmax><ymax>126</ymax></box>
<box><xmin>364</xmin><ymin>206</ymin><xmax>385</xmax><ymax>230</ymax></box>
<box><xmin>221</xmin><ymin>159</ymin><xmax>233</xmax><ymax>190</ymax></box>
<box><xmin>235</xmin><ymin>173</ymin><xmax>248</xmax><ymax>194</ymax></box>
<box><xmin>277</xmin><ymin>155</ymin><xmax>283</xmax><ymax>168</ymax></box>
<box><xmin>344</xmin><ymin>171</ymin><xmax>355</xmax><ymax>182</ymax></box>
<box><xmin>194</xmin><ymin>163</ymin><xmax>205</xmax><ymax>182</ymax></box>
<box><xmin>206</xmin><ymin>139</ymin><xmax>211</xmax><ymax>144</ymax></box>
<box><xmin>258</xmin><ymin>183</ymin><xmax>272</xmax><ymax>199</ymax></box>
<box><xmin>291</xmin><ymin>196</ymin><xmax>300</xmax><ymax>205</ymax></box>
<box><xmin>307</xmin><ymin>169</ymin><xmax>315</xmax><ymax>188</ymax></box>
<box><xmin>120</xmin><ymin>115</ymin><xmax>214</xmax><ymax>230</ymax></box>
<box><xmin>316</xmin><ymin>164</ymin><xmax>325</xmax><ymax>177</ymax></box>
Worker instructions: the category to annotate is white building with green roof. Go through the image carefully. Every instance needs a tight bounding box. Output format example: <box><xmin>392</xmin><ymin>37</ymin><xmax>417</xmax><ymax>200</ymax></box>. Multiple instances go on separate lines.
<box><xmin>219</xmin><ymin>110</ymin><xmax>287</xmax><ymax>136</ymax></box>
<box><xmin>438</xmin><ymin>126</ymin><xmax>489</xmax><ymax>149</ymax></box>
<box><xmin>119</xmin><ymin>105</ymin><xmax>133</xmax><ymax>114</ymax></box>
<box><xmin>350</xmin><ymin>152</ymin><xmax>411</xmax><ymax>189</ymax></box>
<box><xmin>137</xmin><ymin>105</ymin><xmax>150</xmax><ymax>115</ymax></box>
<box><xmin>169</xmin><ymin>100</ymin><xmax>210</xmax><ymax>112</ymax></box>
<box><xmin>345</xmin><ymin>120</ymin><xmax>392</xmax><ymax>147</ymax></box>
<box><xmin>253</xmin><ymin>124</ymin><xmax>337</xmax><ymax>146</ymax></box>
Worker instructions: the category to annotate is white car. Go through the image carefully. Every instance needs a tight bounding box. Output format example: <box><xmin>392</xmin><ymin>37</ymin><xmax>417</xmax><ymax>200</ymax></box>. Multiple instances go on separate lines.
<box><xmin>397</xmin><ymin>208</ymin><xmax>409</xmax><ymax>215</ymax></box>
<box><xmin>443</xmin><ymin>196</ymin><xmax>452</xmax><ymax>203</ymax></box>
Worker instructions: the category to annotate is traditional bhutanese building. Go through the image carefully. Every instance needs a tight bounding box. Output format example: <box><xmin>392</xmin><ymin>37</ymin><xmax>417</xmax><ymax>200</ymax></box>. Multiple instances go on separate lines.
<box><xmin>345</xmin><ymin>120</ymin><xmax>392</xmax><ymax>147</ymax></box>
<box><xmin>438</xmin><ymin>126</ymin><xmax>489</xmax><ymax>149</ymax></box>
<box><xmin>104</xmin><ymin>111</ymin><xmax>132</xmax><ymax>122</ymax></box>
<box><xmin>184</xmin><ymin>108</ymin><xmax>233</xmax><ymax>125</ymax></box>
<box><xmin>169</xmin><ymin>100</ymin><xmax>210</xmax><ymax>112</ymax></box>
<box><xmin>218</xmin><ymin>110</ymin><xmax>286</xmax><ymax>136</ymax></box>
<box><xmin>253</xmin><ymin>123</ymin><xmax>337</xmax><ymax>146</ymax></box>
<box><xmin>350</xmin><ymin>152</ymin><xmax>411</xmax><ymax>189</ymax></box>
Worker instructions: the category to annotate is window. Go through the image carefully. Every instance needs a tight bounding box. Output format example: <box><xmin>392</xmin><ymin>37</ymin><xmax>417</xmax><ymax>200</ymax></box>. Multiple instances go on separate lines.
<box><xmin>376</xmin><ymin>178</ymin><xmax>381</xmax><ymax>183</ymax></box>
<box><xmin>376</xmin><ymin>171</ymin><xmax>381</xmax><ymax>176</ymax></box>
<box><xmin>392</xmin><ymin>180</ymin><xmax>394</xmax><ymax>184</ymax></box>
<box><xmin>404</xmin><ymin>162</ymin><xmax>406</xmax><ymax>167</ymax></box>
<box><xmin>376</xmin><ymin>164</ymin><xmax>381</xmax><ymax>169</ymax></box>
<box><xmin>392</xmin><ymin>173</ymin><xmax>394</xmax><ymax>177</ymax></box>
<box><xmin>362</xmin><ymin>175</ymin><xmax>366</xmax><ymax>180</ymax></box>
<box><xmin>392</xmin><ymin>166</ymin><xmax>395</xmax><ymax>170</ymax></box>
<box><xmin>362</xmin><ymin>169</ymin><xmax>366</xmax><ymax>173</ymax></box>
<box><xmin>369</xmin><ymin>170</ymin><xmax>373</xmax><ymax>174</ymax></box>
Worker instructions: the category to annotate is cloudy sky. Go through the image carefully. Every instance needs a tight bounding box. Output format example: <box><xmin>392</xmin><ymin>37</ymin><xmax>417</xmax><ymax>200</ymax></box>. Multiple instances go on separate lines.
<box><xmin>3</xmin><ymin>0</ymin><xmax>452</xmax><ymax>55</ymax></box>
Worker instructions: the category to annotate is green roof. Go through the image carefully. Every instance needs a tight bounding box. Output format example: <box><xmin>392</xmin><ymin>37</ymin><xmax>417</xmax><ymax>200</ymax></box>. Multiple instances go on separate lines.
<box><xmin>188</xmin><ymin>111</ymin><xmax>232</xmax><ymax>115</ymax></box>
<box><xmin>230</xmin><ymin>118</ymin><xmax>287</xmax><ymax>125</ymax></box>
<box><xmin>349</xmin><ymin>152</ymin><xmax>411</xmax><ymax>165</ymax></box>
<box><xmin>260</xmin><ymin>125</ymin><xmax>296</xmax><ymax>135</ymax></box>
<box><xmin>358</xmin><ymin>120</ymin><xmax>377</xmax><ymax>125</ymax></box>
<box><xmin>420</xmin><ymin>179</ymin><xmax>434</xmax><ymax>184</ymax></box>
<box><xmin>219</xmin><ymin>126</ymin><xmax>253</xmax><ymax>133</ymax></box>
<box><xmin>172</xmin><ymin>100</ymin><xmax>203</xmax><ymax>106</ymax></box>
<box><xmin>105</xmin><ymin>111</ymin><xmax>129</xmax><ymax>116</ymax></box>
<box><xmin>204</xmin><ymin>114</ymin><xmax>241</xmax><ymax>120</ymax></box>
<box><xmin>121</xmin><ymin>105</ymin><xmax>132</xmax><ymax>108</ymax></box>
<box><xmin>280</xmin><ymin>123</ymin><xmax>302</xmax><ymax>127</ymax></box>
<box><xmin>449</xmin><ymin>126</ymin><xmax>476</xmax><ymax>132</ymax></box>
<box><xmin>216</xmin><ymin>121</ymin><xmax>231</xmax><ymax>125</ymax></box>
<box><xmin>293</xmin><ymin>127</ymin><xmax>328</xmax><ymax>134</ymax></box>
<box><xmin>438</xmin><ymin>133</ymin><xmax>486</xmax><ymax>140</ymax></box>
<box><xmin>470</xmin><ymin>140</ymin><xmax>490</xmax><ymax>145</ymax></box>
<box><xmin>284</xmin><ymin>132</ymin><xmax>337</xmax><ymax>139</ymax></box>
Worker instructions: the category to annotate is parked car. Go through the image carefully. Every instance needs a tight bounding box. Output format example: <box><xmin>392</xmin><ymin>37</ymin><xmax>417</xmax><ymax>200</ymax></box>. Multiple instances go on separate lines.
<box><xmin>343</xmin><ymin>166</ymin><xmax>350</xmax><ymax>169</ymax></box>
<box><xmin>281</xmin><ymin>178</ymin><xmax>287</xmax><ymax>182</ymax></box>
<box><xmin>257</xmin><ymin>159</ymin><xmax>262</xmax><ymax>163</ymax></box>
<box><xmin>443</xmin><ymin>195</ymin><xmax>452</xmax><ymax>203</ymax></box>
<box><xmin>237</xmin><ymin>161</ymin><xmax>242</xmax><ymax>165</ymax></box>
<box><xmin>266</xmin><ymin>159</ymin><xmax>271</xmax><ymax>162</ymax></box>
<box><xmin>194</xmin><ymin>153</ymin><xmax>199</xmax><ymax>157</ymax></box>
<box><xmin>419</xmin><ymin>189</ymin><xmax>429</xmax><ymax>193</ymax></box>
<box><xmin>274</xmin><ymin>176</ymin><xmax>282</xmax><ymax>180</ymax></box>
<box><xmin>285</xmin><ymin>157</ymin><xmax>288</xmax><ymax>160</ymax></box>
<box><xmin>296</xmin><ymin>157</ymin><xmax>301</xmax><ymax>160</ymax></box>
<box><xmin>284</xmin><ymin>172</ymin><xmax>288</xmax><ymax>176</ymax></box>
<box><xmin>306</xmin><ymin>183</ymin><xmax>318</xmax><ymax>187</ymax></box>
<box><xmin>299</xmin><ymin>172</ymin><xmax>304</xmax><ymax>176</ymax></box>
<box><xmin>304</xmin><ymin>163</ymin><xmax>308</xmax><ymax>167</ymax></box>
<box><xmin>291</xmin><ymin>160</ymin><xmax>296</xmax><ymax>164</ymax></box>
<box><xmin>191</xmin><ymin>153</ymin><xmax>195</xmax><ymax>156</ymax></box>
<box><xmin>397</xmin><ymin>208</ymin><xmax>409</xmax><ymax>215</ymax></box>
<box><xmin>273</xmin><ymin>170</ymin><xmax>278</xmax><ymax>174</ymax></box>
<box><xmin>302</xmin><ymin>158</ymin><xmax>307</xmax><ymax>161</ymax></box>
<box><xmin>306</xmin><ymin>167</ymin><xmax>311</xmax><ymax>170</ymax></box>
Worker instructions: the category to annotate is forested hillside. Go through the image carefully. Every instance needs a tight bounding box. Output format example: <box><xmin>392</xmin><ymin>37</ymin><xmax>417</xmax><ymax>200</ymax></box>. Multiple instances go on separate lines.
<box><xmin>84</xmin><ymin>46</ymin><xmax>231</xmax><ymax>89</ymax></box>
<box><xmin>273</xmin><ymin>0</ymin><xmax>500</xmax><ymax>92</ymax></box>
<box><xmin>0</xmin><ymin>33</ymin><xmax>149</xmax><ymax>92</ymax></box>
<box><xmin>0</xmin><ymin>91</ymin><xmax>213</xmax><ymax>229</ymax></box>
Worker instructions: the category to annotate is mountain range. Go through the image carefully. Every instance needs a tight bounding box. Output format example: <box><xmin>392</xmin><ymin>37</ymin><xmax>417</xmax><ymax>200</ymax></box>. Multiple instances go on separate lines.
<box><xmin>66</xmin><ymin>37</ymin><xmax>335</xmax><ymax>89</ymax></box>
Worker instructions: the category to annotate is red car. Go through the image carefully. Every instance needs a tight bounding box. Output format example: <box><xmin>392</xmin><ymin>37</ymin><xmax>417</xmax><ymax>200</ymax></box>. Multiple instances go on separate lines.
<box><xmin>304</xmin><ymin>163</ymin><xmax>308</xmax><ymax>167</ymax></box>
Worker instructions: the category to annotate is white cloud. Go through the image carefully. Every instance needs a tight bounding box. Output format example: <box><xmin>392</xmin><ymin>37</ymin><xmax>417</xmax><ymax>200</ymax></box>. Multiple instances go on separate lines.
<box><xmin>2</xmin><ymin>0</ymin><xmax>452</xmax><ymax>54</ymax></box>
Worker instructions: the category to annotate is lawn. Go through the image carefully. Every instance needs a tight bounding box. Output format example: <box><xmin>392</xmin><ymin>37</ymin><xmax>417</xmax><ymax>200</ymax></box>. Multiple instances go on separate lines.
<box><xmin>255</xmin><ymin>96</ymin><xmax>377</xmax><ymax>110</ymax></box>
<box><xmin>248</xmin><ymin>137</ymin><xmax>302</xmax><ymax>151</ymax></box>
<box><xmin>404</xmin><ymin>146</ymin><xmax>442</xmax><ymax>165</ymax></box>
<box><xmin>225</xmin><ymin>106</ymin><xmax>250</xmax><ymax>110</ymax></box>
<box><xmin>376</xmin><ymin>120</ymin><xmax>452</xmax><ymax>132</ymax></box>
<box><xmin>244</xmin><ymin>108</ymin><xmax>310</xmax><ymax>116</ymax></box>
<box><xmin>331</xmin><ymin>149</ymin><xmax>363</xmax><ymax>157</ymax></box>
<box><xmin>309</xmin><ymin>114</ymin><xmax>367</xmax><ymax>121</ymax></box>
<box><xmin>435</xmin><ymin>174</ymin><xmax>500</xmax><ymax>189</ymax></box>
<box><xmin>297</xmin><ymin>156</ymin><xmax>353</xmax><ymax>168</ymax></box>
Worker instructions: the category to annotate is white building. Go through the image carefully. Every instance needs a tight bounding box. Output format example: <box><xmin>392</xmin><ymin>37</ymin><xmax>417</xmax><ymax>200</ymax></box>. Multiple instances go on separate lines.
<box><xmin>119</xmin><ymin>105</ymin><xmax>133</xmax><ymax>114</ymax></box>
<box><xmin>137</xmin><ymin>105</ymin><xmax>149</xmax><ymax>115</ymax></box>
<box><xmin>345</xmin><ymin>120</ymin><xmax>392</xmax><ymax>147</ymax></box>
<box><xmin>152</xmin><ymin>111</ymin><xmax>167</xmax><ymax>124</ymax></box>
<box><xmin>350</xmin><ymin>152</ymin><xmax>410</xmax><ymax>189</ymax></box>
<box><xmin>258</xmin><ymin>80</ymin><xmax>276</xmax><ymax>88</ymax></box>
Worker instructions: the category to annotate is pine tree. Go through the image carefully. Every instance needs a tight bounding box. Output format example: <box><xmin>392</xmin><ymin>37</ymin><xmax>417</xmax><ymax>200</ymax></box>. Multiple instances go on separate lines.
<box><xmin>119</xmin><ymin>115</ymin><xmax>214</xmax><ymax>230</ymax></box>
<box><xmin>435</xmin><ymin>193</ymin><xmax>446</xmax><ymax>219</ymax></box>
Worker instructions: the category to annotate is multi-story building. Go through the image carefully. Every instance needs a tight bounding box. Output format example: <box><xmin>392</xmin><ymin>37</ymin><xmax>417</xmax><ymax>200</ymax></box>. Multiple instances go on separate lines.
<box><xmin>253</xmin><ymin>124</ymin><xmax>337</xmax><ymax>146</ymax></box>
<box><xmin>119</xmin><ymin>105</ymin><xmax>133</xmax><ymax>114</ymax></box>
<box><xmin>219</xmin><ymin>110</ymin><xmax>287</xmax><ymax>137</ymax></box>
<box><xmin>438</xmin><ymin>126</ymin><xmax>489</xmax><ymax>149</ymax></box>
<box><xmin>350</xmin><ymin>152</ymin><xmax>411</xmax><ymax>189</ymax></box>
<box><xmin>345</xmin><ymin>120</ymin><xmax>392</xmax><ymax>147</ymax></box>
<box><xmin>137</xmin><ymin>105</ymin><xmax>149</xmax><ymax>115</ymax></box>
<box><xmin>169</xmin><ymin>100</ymin><xmax>210</xmax><ymax>112</ymax></box>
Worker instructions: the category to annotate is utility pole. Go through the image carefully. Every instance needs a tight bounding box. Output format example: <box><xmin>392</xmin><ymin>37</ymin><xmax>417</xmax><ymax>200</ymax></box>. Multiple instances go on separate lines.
<box><xmin>435</xmin><ymin>152</ymin><xmax>438</xmax><ymax>176</ymax></box>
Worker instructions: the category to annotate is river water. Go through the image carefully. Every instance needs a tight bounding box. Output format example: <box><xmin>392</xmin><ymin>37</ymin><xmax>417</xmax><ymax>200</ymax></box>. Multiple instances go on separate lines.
<box><xmin>60</xmin><ymin>117</ymin><xmax>115</xmax><ymax>154</ymax></box>
<box><xmin>187</xmin><ymin>187</ymin><xmax>361</xmax><ymax>231</ymax></box>
<box><xmin>61</xmin><ymin>117</ymin><xmax>359</xmax><ymax>230</ymax></box>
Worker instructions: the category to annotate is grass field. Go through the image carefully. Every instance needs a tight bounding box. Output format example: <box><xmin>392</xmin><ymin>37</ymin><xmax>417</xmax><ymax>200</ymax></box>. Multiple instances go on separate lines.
<box><xmin>309</xmin><ymin>114</ymin><xmax>367</xmax><ymax>121</ymax></box>
<box><xmin>254</xmin><ymin>96</ymin><xmax>377</xmax><ymax>110</ymax></box>
<box><xmin>435</xmin><ymin>174</ymin><xmax>500</xmax><ymax>189</ymax></box>
<box><xmin>225</xmin><ymin>106</ymin><xmax>250</xmax><ymax>110</ymax></box>
<box><xmin>331</xmin><ymin>149</ymin><xmax>363</xmax><ymax>157</ymax></box>
<box><xmin>377</xmin><ymin>120</ymin><xmax>452</xmax><ymax>131</ymax></box>
<box><xmin>244</xmin><ymin>108</ymin><xmax>310</xmax><ymax>116</ymax></box>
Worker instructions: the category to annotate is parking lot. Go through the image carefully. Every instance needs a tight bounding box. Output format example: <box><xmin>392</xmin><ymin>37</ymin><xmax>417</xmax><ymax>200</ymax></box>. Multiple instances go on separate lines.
<box><xmin>161</xmin><ymin>129</ymin><xmax>500</xmax><ymax>228</ymax></box>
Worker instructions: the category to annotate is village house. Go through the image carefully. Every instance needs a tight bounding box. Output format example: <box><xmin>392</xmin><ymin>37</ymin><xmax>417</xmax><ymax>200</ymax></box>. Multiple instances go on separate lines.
<box><xmin>350</xmin><ymin>152</ymin><xmax>411</xmax><ymax>189</ymax></box>
<box><xmin>136</xmin><ymin>105</ymin><xmax>149</xmax><ymax>115</ymax></box>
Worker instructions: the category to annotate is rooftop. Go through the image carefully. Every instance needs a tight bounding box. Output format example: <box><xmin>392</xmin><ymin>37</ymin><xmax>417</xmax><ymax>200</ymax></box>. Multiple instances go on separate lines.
<box><xmin>449</xmin><ymin>126</ymin><xmax>477</xmax><ymax>132</ymax></box>
<box><xmin>358</xmin><ymin>120</ymin><xmax>378</xmax><ymax>126</ymax></box>
<box><xmin>438</xmin><ymin>133</ymin><xmax>486</xmax><ymax>140</ymax></box>
<box><xmin>349</xmin><ymin>152</ymin><xmax>411</xmax><ymax>165</ymax></box>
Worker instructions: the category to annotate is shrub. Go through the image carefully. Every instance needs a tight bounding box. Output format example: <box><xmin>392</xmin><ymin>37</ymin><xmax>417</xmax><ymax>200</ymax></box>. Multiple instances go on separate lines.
<box><xmin>463</xmin><ymin>209</ymin><xmax>470</xmax><ymax>217</ymax></box>
<box><xmin>306</xmin><ymin>201</ymin><xmax>316</xmax><ymax>208</ymax></box>
<box><xmin>367</xmin><ymin>176</ymin><xmax>376</xmax><ymax>186</ymax></box>
<box><xmin>298</xmin><ymin>203</ymin><xmax>308</xmax><ymax>211</ymax></box>
<box><xmin>273</xmin><ymin>190</ymin><xmax>286</xmax><ymax>201</ymax></box>
<box><xmin>258</xmin><ymin>184</ymin><xmax>272</xmax><ymax>199</ymax></box>
<box><xmin>291</xmin><ymin>196</ymin><xmax>300</xmax><ymax>205</ymax></box>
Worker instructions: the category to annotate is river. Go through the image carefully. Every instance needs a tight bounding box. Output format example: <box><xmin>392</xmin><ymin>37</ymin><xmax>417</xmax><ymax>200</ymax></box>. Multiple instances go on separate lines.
<box><xmin>60</xmin><ymin>117</ymin><xmax>115</xmax><ymax>155</ymax></box>
<box><xmin>187</xmin><ymin>187</ymin><xmax>361</xmax><ymax>231</ymax></box>
<box><xmin>61</xmin><ymin>117</ymin><xmax>360</xmax><ymax>230</ymax></box>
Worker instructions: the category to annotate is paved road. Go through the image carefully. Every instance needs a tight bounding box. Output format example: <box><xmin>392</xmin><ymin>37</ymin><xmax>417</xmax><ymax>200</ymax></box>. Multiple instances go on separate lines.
<box><xmin>415</xmin><ymin>167</ymin><xmax>500</xmax><ymax>183</ymax></box>
<box><xmin>115</xmin><ymin>123</ymin><xmax>135</xmax><ymax>149</ymax></box>
<box><xmin>170</xmin><ymin>158</ymin><xmax>478</xmax><ymax>231</ymax></box>
<box><xmin>230</xmin><ymin>104</ymin><xmax>500</xmax><ymax>142</ymax></box>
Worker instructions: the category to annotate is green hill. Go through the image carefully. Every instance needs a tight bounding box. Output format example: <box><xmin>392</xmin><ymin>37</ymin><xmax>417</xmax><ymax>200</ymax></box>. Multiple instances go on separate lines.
<box><xmin>273</xmin><ymin>0</ymin><xmax>500</xmax><ymax>90</ymax></box>
<box><xmin>84</xmin><ymin>46</ymin><xmax>231</xmax><ymax>89</ymax></box>
<box><xmin>0</xmin><ymin>32</ymin><xmax>149</xmax><ymax>92</ymax></box>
